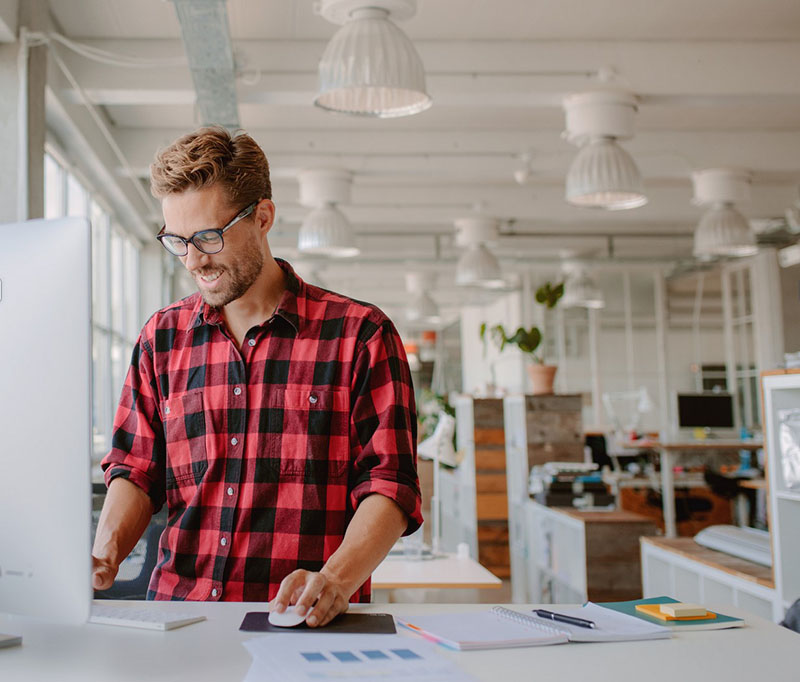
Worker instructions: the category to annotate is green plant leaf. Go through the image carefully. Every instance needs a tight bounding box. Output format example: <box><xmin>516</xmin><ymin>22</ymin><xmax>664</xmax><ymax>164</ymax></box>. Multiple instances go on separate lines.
<box><xmin>510</xmin><ymin>326</ymin><xmax>541</xmax><ymax>354</ymax></box>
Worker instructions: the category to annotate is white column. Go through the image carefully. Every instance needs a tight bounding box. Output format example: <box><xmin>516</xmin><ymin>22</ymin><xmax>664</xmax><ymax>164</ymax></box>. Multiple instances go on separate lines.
<box><xmin>623</xmin><ymin>271</ymin><xmax>636</xmax><ymax>391</ymax></box>
<box><xmin>588</xmin><ymin>307</ymin><xmax>602</xmax><ymax>427</ymax></box>
<box><xmin>0</xmin><ymin>1</ymin><xmax>47</xmax><ymax>222</ymax></box>
<box><xmin>721</xmin><ymin>270</ymin><xmax>742</xmax><ymax>430</ymax></box>
<box><xmin>750</xmin><ymin>248</ymin><xmax>785</xmax><ymax>371</ymax></box>
<box><xmin>653</xmin><ymin>270</ymin><xmax>671</xmax><ymax>437</ymax></box>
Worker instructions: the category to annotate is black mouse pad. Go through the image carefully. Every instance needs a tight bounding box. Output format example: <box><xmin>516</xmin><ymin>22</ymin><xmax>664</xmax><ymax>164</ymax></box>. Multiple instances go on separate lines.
<box><xmin>239</xmin><ymin>611</ymin><xmax>396</xmax><ymax>634</ymax></box>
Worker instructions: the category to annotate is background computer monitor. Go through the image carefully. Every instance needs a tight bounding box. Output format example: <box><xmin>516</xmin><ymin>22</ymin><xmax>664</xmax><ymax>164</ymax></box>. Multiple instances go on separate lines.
<box><xmin>0</xmin><ymin>217</ymin><xmax>93</xmax><ymax>624</ymax></box>
<box><xmin>676</xmin><ymin>392</ymin><xmax>735</xmax><ymax>431</ymax></box>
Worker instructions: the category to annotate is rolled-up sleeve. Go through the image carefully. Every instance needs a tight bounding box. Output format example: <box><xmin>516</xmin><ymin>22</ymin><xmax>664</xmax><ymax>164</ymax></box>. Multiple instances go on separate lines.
<box><xmin>101</xmin><ymin>334</ymin><xmax>166</xmax><ymax>511</ymax></box>
<box><xmin>349</xmin><ymin>317</ymin><xmax>423</xmax><ymax>535</ymax></box>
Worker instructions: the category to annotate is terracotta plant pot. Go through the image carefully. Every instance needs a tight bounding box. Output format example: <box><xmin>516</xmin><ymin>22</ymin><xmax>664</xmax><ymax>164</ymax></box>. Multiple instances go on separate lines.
<box><xmin>526</xmin><ymin>364</ymin><xmax>557</xmax><ymax>395</ymax></box>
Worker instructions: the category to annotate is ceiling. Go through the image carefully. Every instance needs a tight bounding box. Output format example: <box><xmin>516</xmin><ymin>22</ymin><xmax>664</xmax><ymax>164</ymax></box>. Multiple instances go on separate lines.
<box><xmin>42</xmin><ymin>0</ymin><xmax>800</xmax><ymax>324</ymax></box>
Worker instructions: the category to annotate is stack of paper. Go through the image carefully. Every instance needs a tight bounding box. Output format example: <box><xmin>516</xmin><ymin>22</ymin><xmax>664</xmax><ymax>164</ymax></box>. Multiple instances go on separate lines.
<box><xmin>242</xmin><ymin>632</ymin><xmax>478</xmax><ymax>682</ymax></box>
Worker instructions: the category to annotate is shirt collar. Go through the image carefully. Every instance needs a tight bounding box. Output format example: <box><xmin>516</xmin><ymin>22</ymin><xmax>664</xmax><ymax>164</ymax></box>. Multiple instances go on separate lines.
<box><xmin>190</xmin><ymin>258</ymin><xmax>306</xmax><ymax>334</ymax></box>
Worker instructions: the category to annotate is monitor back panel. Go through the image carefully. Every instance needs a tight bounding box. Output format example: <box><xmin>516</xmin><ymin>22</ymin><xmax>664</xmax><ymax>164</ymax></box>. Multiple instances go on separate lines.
<box><xmin>0</xmin><ymin>218</ymin><xmax>92</xmax><ymax>624</ymax></box>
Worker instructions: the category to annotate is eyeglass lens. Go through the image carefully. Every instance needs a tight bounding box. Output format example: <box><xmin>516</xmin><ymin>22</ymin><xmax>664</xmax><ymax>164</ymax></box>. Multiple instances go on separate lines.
<box><xmin>161</xmin><ymin>230</ymin><xmax>224</xmax><ymax>256</ymax></box>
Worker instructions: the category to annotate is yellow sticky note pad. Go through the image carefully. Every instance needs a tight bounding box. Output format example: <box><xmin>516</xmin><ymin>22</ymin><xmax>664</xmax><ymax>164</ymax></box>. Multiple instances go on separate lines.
<box><xmin>635</xmin><ymin>603</ymin><xmax>716</xmax><ymax>621</ymax></box>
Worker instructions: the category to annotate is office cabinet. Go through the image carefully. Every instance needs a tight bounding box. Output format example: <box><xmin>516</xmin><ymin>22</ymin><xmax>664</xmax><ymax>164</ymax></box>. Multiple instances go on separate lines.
<box><xmin>503</xmin><ymin>394</ymin><xmax>584</xmax><ymax>601</ymax></box>
<box><xmin>526</xmin><ymin>501</ymin><xmax>657</xmax><ymax>604</ymax></box>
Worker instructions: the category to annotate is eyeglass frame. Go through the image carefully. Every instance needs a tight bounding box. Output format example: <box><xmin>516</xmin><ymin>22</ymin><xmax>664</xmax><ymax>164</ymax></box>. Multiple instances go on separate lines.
<box><xmin>156</xmin><ymin>201</ymin><xmax>259</xmax><ymax>257</ymax></box>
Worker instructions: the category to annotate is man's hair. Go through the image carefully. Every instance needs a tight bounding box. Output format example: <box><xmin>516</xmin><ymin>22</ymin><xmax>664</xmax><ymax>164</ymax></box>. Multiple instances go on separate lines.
<box><xmin>150</xmin><ymin>126</ymin><xmax>271</xmax><ymax>206</ymax></box>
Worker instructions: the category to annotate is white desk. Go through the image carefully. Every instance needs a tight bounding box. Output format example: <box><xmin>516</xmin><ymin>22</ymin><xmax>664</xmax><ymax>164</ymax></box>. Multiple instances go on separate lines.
<box><xmin>1</xmin><ymin>601</ymin><xmax>795</xmax><ymax>682</ymax></box>
<box><xmin>372</xmin><ymin>553</ymin><xmax>502</xmax><ymax>590</ymax></box>
<box><xmin>623</xmin><ymin>440</ymin><xmax>762</xmax><ymax>538</ymax></box>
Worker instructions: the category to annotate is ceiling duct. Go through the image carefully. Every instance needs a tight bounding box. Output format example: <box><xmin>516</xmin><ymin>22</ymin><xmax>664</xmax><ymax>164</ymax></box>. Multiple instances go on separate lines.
<box><xmin>171</xmin><ymin>0</ymin><xmax>240</xmax><ymax>129</ymax></box>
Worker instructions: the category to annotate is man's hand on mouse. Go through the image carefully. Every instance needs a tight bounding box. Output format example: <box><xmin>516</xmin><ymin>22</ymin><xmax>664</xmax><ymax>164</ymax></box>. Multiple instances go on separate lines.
<box><xmin>272</xmin><ymin>569</ymin><xmax>350</xmax><ymax>628</ymax></box>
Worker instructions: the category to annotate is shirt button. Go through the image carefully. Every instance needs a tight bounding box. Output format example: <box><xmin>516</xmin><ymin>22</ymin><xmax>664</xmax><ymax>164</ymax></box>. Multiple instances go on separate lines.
<box><xmin>309</xmin><ymin>394</ymin><xmax>318</xmax><ymax>404</ymax></box>
<box><xmin>211</xmin><ymin>588</ymin><xmax>218</xmax><ymax>597</ymax></box>
<box><xmin>164</xmin><ymin>406</ymin><xmax>170</xmax><ymax>415</ymax></box>
<box><xmin>231</xmin><ymin>437</ymin><xmax>238</xmax><ymax>446</ymax></box>
<box><xmin>248</xmin><ymin>339</ymin><xmax>256</xmax><ymax>347</ymax></box>
<box><xmin>227</xmin><ymin>487</ymin><xmax>234</xmax><ymax>496</ymax></box>
<box><xmin>233</xmin><ymin>387</ymin><xmax>242</xmax><ymax>396</ymax></box>
<box><xmin>220</xmin><ymin>537</ymin><xmax>227</xmax><ymax>547</ymax></box>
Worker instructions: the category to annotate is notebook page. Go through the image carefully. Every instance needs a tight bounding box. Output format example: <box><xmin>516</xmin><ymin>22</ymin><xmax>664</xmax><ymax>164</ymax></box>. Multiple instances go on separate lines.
<box><xmin>397</xmin><ymin>611</ymin><xmax>569</xmax><ymax>650</ymax></box>
<box><xmin>528</xmin><ymin>603</ymin><xmax>671</xmax><ymax>642</ymax></box>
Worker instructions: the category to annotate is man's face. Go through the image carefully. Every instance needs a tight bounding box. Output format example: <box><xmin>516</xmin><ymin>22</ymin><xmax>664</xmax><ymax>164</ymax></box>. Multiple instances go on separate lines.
<box><xmin>161</xmin><ymin>185</ymin><xmax>265</xmax><ymax>308</ymax></box>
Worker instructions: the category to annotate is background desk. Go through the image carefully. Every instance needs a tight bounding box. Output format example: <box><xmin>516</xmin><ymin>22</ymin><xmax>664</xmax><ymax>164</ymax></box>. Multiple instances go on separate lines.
<box><xmin>624</xmin><ymin>440</ymin><xmax>762</xmax><ymax>538</ymax></box>
<box><xmin>1</xmin><ymin>601</ymin><xmax>795</xmax><ymax>682</ymax></box>
<box><xmin>372</xmin><ymin>553</ymin><xmax>502</xmax><ymax>590</ymax></box>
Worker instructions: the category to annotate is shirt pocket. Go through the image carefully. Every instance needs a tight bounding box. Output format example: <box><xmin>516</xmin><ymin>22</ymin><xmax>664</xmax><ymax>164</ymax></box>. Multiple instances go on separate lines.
<box><xmin>270</xmin><ymin>388</ymin><xmax>350</xmax><ymax>480</ymax></box>
<box><xmin>161</xmin><ymin>390</ymin><xmax>209</xmax><ymax>502</ymax></box>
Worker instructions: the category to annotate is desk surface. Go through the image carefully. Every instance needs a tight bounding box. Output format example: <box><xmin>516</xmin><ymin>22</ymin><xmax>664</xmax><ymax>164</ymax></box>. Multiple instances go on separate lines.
<box><xmin>372</xmin><ymin>553</ymin><xmax>502</xmax><ymax>589</ymax></box>
<box><xmin>1</xmin><ymin>601</ymin><xmax>795</xmax><ymax>682</ymax></box>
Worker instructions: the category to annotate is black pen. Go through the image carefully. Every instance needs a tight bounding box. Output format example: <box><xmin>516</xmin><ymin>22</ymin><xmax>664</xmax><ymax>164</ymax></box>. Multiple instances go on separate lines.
<box><xmin>533</xmin><ymin>609</ymin><xmax>596</xmax><ymax>629</ymax></box>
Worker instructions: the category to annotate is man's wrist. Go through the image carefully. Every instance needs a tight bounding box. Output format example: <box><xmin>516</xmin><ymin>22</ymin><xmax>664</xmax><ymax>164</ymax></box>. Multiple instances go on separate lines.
<box><xmin>319</xmin><ymin>564</ymin><xmax>354</xmax><ymax>599</ymax></box>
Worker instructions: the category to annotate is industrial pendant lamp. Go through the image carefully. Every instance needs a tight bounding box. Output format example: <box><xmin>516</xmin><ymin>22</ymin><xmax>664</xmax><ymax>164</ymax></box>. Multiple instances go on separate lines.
<box><xmin>692</xmin><ymin>169</ymin><xmax>758</xmax><ymax>259</ymax></box>
<box><xmin>561</xmin><ymin>262</ymin><xmax>605</xmax><ymax>309</ymax></box>
<box><xmin>563</xmin><ymin>91</ymin><xmax>647</xmax><ymax>210</ymax></box>
<box><xmin>297</xmin><ymin>168</ymin><xmax>360</xmax><ymax>258</ymax></box>
<box><xmin>454</xmin><ymin>217</ymin><xmax>505</xmax><ymax>288</ymax></box>
<box><xmin>405</xmin><ymin>272</ymin><xmax>441</xmax><ymax>325</ymax></box>
<box><xmin>315</xmin><ymin>0</ymin><xmax>432</xmax><ymax>118</ymax></box>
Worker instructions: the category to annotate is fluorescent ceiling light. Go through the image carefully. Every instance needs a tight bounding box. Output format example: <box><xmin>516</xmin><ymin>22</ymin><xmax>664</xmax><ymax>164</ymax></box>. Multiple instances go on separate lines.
<box><xmin>315</xmin><ymin>1</ymin><xmax>431</xmax><ymax>118</ymax></box>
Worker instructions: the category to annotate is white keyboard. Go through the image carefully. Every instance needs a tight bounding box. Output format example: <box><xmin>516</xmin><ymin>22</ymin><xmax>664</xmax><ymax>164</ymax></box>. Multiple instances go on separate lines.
<box><xmin>89</xmin><ymin>604</ymin><xmax>206</xmax><ymax>631</ymax></box>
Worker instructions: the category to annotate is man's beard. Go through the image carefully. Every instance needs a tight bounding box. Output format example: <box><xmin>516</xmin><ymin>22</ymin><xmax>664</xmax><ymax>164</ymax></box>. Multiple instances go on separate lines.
<box><xmin>193</xmin><ymin>237</ymin><xmax>264</xmax><ymax>308</ymax></box>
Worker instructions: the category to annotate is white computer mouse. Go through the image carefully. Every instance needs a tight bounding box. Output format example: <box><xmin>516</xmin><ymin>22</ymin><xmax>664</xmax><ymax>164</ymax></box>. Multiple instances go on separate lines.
<box><xmin>268</xmin><ymin>606</ymin><xmax>307</xmax><ymax>628</ymax></box>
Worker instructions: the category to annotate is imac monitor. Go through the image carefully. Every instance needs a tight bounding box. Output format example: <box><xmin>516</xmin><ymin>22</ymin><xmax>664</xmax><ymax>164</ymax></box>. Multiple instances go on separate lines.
<box><xmin>0</xmin><ymin>218</ymin><xmax>93</xmax><ymax>624</ymax></box>
<box><xmin>676</xmin><ymin>392</ymin><xmax>735</xmax><ymax>434</ymax></box>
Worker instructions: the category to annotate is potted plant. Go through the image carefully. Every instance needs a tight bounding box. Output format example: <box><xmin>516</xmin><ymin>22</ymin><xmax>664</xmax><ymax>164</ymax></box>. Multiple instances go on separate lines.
<box><xmin>480</xmin><ymin>281</ymin><xmax>564</xmax><ymax>395</ymax></box>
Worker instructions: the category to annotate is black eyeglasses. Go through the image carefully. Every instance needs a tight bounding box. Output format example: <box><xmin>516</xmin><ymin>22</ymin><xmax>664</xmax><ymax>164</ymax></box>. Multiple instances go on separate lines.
<box><xmin>156</xmin><ymin>202</ymin><xmax>258</xmax><ymax>257</ymax></box>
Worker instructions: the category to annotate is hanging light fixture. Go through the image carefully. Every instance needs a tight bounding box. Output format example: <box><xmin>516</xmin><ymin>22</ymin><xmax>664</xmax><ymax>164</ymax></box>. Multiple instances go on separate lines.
<box><xmin>405</xmin><ymin>272</ymin><xmax>441</xmax><ymax>325</ymax></box>
<box><xmin>297</xmin><ymin>168</ymin><xmax>360</xmax><ymax>258</ymax></box>
<box><xmin>561</xmin><ymin>262</ymin><xmax>605</xmax><ymax>309</ymax></box>
<box><xmin>314</xmin><ymin>0</ymin><xmax>432</xmax><ymax>118</ymax></box>
<box><xmin>692</xmin><ymin>168</ymin><xmax>758</xmax><ymax>259</ymax></box>
<box><xmin>563</xmin><ymin>91</ymin><xmax>647</xmax><ymax>210</ymax></box>
<box><xmin>454</xmin><ymin>217</ymin><xmax>505</xmax><ymax>288</ymax></box>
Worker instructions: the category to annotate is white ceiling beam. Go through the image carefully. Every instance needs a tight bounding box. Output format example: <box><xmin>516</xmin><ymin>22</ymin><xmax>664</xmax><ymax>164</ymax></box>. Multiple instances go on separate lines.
<box><xmin>113</xmin><ymin>129</ymin><xmax>800</xmax><ymax>181</ymax></box>
<box><xmin>55</xmin><ymin>39</ymin><xmax>800</xmax><ymax>106</ymax></box>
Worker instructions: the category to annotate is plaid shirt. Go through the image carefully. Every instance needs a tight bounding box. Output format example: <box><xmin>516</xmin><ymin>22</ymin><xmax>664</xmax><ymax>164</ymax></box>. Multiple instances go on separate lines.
<box><xmin>102</xmin><ymin>260</ymin><xmax>422</xmax><ymax>603</ymax></box>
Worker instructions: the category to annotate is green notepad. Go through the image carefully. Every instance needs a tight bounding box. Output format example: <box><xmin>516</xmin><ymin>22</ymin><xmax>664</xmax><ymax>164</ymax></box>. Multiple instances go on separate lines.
<box><xmin>597</xmin><ymin>596</ymin><xmax>745</xmax><ymax>632</ymax></box>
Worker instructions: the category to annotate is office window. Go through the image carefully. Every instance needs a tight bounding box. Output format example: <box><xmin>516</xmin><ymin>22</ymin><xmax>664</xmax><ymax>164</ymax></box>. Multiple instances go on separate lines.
<box><xmin>43</xmin><ymin>152</ymin><xmax>143</xmax><ymax>474</ymax></box>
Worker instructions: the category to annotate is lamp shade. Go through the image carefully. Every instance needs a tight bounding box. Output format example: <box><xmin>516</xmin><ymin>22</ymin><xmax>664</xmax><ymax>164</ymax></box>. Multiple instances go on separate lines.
<box><xmin>315</xmin><ymin>7</ymin><xmax>431</xmax><ymax>118</ymax></box>
<box><xmin>455</xmin><ymin>244</ymin><xmax>505</xmax><ymax>288</ymax></box>
<box><xmin>406</xmin><ymin>290</ymin><xmax>441</xmax><ymax>325</ymax></box>
<box><xmin>565</xmin><ymin>137</ymin><xmax>647</xmax><ymax>210</ymax></box>
<box><xmin>298</xmin><ymin>204</ymin><xmax>360</xmax><ymax>257</ymax></box>
<box><xmin>693</xmin><ymin>203</ymin><xmax>758</xmax><ymax>259</ymax></box>
<box><xmin>562</xmin><ymin>269</ymin><xmax>605</xmax><ymax>309</ymax></box>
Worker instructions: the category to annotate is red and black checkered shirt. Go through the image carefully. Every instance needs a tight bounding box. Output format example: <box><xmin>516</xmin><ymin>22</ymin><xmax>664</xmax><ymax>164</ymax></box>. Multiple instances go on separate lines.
<box><xmin>102</xmin><ymin>260</ymin><xmax>422</xmax><ymax>603</ymax></box>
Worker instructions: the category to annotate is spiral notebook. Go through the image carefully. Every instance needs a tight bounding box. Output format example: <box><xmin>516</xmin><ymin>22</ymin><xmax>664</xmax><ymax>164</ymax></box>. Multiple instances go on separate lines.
<box><xmin>397</xmin><ymin>604</ymin><xmax>670</xmax><ymax>651</ymax></box>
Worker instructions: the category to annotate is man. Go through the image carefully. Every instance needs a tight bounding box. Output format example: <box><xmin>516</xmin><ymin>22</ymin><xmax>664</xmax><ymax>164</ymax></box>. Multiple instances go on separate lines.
<box><xmin>92</xmin><ymin>127</ymin><xmax>422</xmax><ymax>627</ymax></box>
